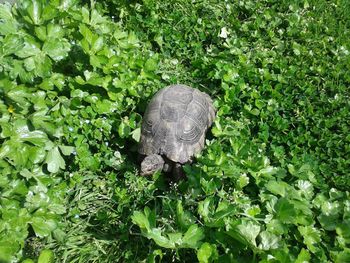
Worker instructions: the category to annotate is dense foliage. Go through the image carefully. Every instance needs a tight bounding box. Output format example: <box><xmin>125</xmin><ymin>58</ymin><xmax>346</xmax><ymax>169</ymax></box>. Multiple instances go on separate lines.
<box><xmin>0</xmin><ymin>0</ymin><xmax>349</xmax><ymax>262</ymax></box>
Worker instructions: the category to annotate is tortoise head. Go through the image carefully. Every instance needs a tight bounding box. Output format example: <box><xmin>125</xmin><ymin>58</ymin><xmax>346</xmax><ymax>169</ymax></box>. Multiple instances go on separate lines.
<box><xmin>140</xmin><ymin>154</ymin><xmax>165</xmax><ymax>176</ymax></box>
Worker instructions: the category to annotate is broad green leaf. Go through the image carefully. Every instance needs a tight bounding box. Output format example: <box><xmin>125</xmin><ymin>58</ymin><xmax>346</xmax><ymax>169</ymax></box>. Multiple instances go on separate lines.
<box><xmin>296</xmin><ymin>180</ymin><xmax>314</xmax><ymax>200</ymax></box>
<box><xmin>0</xmin><ymin>143</ymin><xmax>11</xmax><ymax>159</ymax></box>
<box><xmin>131</xmin><ymin>127</ymin><xmax>141</xmax><ymax>142</ymax></box>
<box><xmin>58</xmin><ymin>145</ymin><xmax>75</xmax><ymax>156</ymax></box>
<box><xmin>167</xmin><ymin>232</ymin><xmax>182</xmax><ymax>246</ymax></box>
<box><xmin>59</xmin><ymin>0</ymin><xmax>78</xmax><ymax>10</ymax></box>
<box><xmin>228</xmin><ymin>220</ymin><xmax>261</xmax><ymax>247</ymax></box>
<box><xmin>0</xmin><ymin>239</ymin><xmax>19</xmax><ymax>263</ymax></box>
<box><xmin>24</xmin><ymin>56</ymin><xmax>36</xmax><ymax>71</ymax></box>
<box><xmin>79</xmin><ymin>24</ymin><xmax>93</xmax><ymax>44</ymax></box>
<box><xmin>182</xmin><ymin>225</ymin><xmax>204</xmax><ymax>248</ymax></box>
<box><xmin>90</xmin><ymin>9</ymin><xmax>108</xmax><ymax>27</ymax></box>
<box><xmin>197</xmin><ymin>243</ymin><xmax>218</xmax><ymax>263</ymax></box>
<box><xmin>132</xmin><ymin>211</ymin><xmax>151</xmax><ymax>231</ymax></box>
<box><xmin>41</xmin><ymin>4</ymin><xmax>57</xmax><ymax>22</ymax></box>
<box><xmin>295</xmin><ymin>248</ymin><xmax>311</xmax><ymax>263</ymax></box>
<box><xmin>31</xmin><ymin>217</ymin><xmax>57</xmax><ymax>237</ymax></box>
<box><xmin>118</xmin><ymin>120</ymin><xmax>131</xmax><ymax>138</ymax></box>
<box><xmin>336</xmin><ymin>220</ymin><xmax>350</xmax><ymax>248</ymax></box>
<box><xmin>42</xmin><ymin>38</ymin><xmax>71</xmax><ymax>61</ymax></box>
<box><xmin>47</xmin><ymin>23</ymin><xmax>65</xmax><ymax>39</ymax></box>
<box><xmin>266</xmin><ymin>180</ymin><xmax>289</xmax><ymax>197</ymax></box>
<box><xmin>146</xmin><ymin>228</ymin><xmax>174</xmax><ymax>249</ymax></box>
<box><xmin>45</xmin><ymin>146</ymin><xmax>65</xmax><ymax>173</ymax></box>
<box><xmin>96</xmin><ymin>99</ymin><xmax>116</xmax><ymax>114</ymax></box>
<box><xmin>236</xmin><ymin>173</ymin><xmax>249</xmax><ymax>189</ymax></box>
<box><xmin>198</xmin><ymin>197</ymin><xmax>212</xmax><ymax>222</ymax></box>
<box><xmin>298</xmin><ymin>226</ymin><xmax>321</xmax><ymax>253</ymax></box>
<box><xmin>91</xmin><ymin>36</ymin><xmax>104</xmax><ymax>53</ymax></box>
<box><xmin>23</xmin><ymin>0</ymin><xmax>42</xmax><ymax>25</ymax></box>
<box><xmin>275</xmin><ymin>198</ymin><xmax>296</xmax><ymax>224</ymax></box>
<box><xmin>34</xmin><ymin>26</ymin><xmax>47</xmax><ymax>41</ymax></box>
<box><xmin>332</xmin><ymin>248</ymin><xmax>350</xmax><ymax>263</ymax></box>
<box><xmin>176</xmin><ymin>200</ymin><xmax>195</xmax><ymax>230</ymax></box>
<box><xmin>131</xmin><ymin>207</ymin><xmax>155</xmax><ymax>232</ymax></box>
<box><xmin>2</xmin><ymin>34</ymin><xmax>24</xmax><ymax>56</ymax></box>
<box><xmin>20</xmin><ymin>130</ymin><xmax>48</xmax><ymax>146</ymax></box>
<box><xmin>15</xmin><ymin>38</ymin><xmax>41</xmax><ymax>58</ymax></box>
<box><xmin>258</xmin><ymin>231</ymin><xmax>280</xmax><ymax>250</ymax></box>
<box><xmin>38</xmin><ymin>249</ymin><xmax>54</xmax><ymax>263</ymax></box>
<box><xmin>145</xmin><ymin>57</ymin><xmax>158</xmax><ymax>72</ymax></box>
<box><xmin>0</xmin><ymin>3</ymin><xmax>14</xmax><ymax>21</ymax></box>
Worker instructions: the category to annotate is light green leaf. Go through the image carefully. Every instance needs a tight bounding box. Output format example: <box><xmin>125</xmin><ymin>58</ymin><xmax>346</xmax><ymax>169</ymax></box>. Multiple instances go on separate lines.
<box><xmin>146</xmin><ymin>228</ymin><xmax>174</xmax><ymax>249</ymax></box>
<box><xmin>27</xmin><ymin>0</ymin><xmax>42</xmax><ymax>25</ymax></box>
<box><xmin>118</xmin><ymin>120</ymin><xmax>131</xmax><ymax>138</ymax></box>
<box><xmin>2</xmin><ymin>34</ymin><xmax>24</xmax><ymax>56</ymax></box>
<box><xmin>228</xmin><ymin>220</ymin><xmax>261</xmax><ymax>247</ymax></box>
<box><xmin>34</xmin><ymin>26</ymin><xmax>47</xmax><ymax>41</ymax></box>
<box><xmin>266</xmin><ymin>180</ymin><xmax>289</xmax><ymax>197</ymax></box>
<box><xmin>0</xmin><ymin>239</ymin><xmax>19</xmax><ymax>263</ymax></box>
<box><xmin>42</xmin><ymin>38</ymin><xmax>71</xmax><ymax>61</ymax></box>
<box><xmin>167</xmin><ymin>232</ymin><xmax>182</xmax><ymax>246</ymax></box>
<box><xmin>332</xmin><ymin>248</ymin><xmax>350</xmax><ymax>263</ymax></box>
<box><xmin>96</xmin><ymin>99</ymin><xmax>116</xmax><ymax>114</ymax></box>
<box><xmin>275</xmin><ymin>198</ymin><xmax>296</xmax><ymax>223</ymax></box>
<box><xmin>91</xmin><ymin>36</ymin><xmax>104</xmax><ymax>53</ymax></box>
<box><xmin>132</xmin><ymin>210</ymin><xmax>150</xmax><ymax>231</ymax></box>
<box><xmin>182</xmin><ymin>225</ymin><xmax>204</xmax><ymax>248</ymax></box>
<box><xmin>15</xmin><ymin>39</ymin><xmax>41</xmax><ymax>58</ymax></box>
<box><xmin>131</xmin><ymin>128</ymin><xmax>141</xmax><ymax>142</ymax></box>
<box><xmin>236</xmin><ymin>173</ymin><xmax>249</xmax><ymax>189</ymax></box>
<box><xmin>38</xmin><ymin>249</ymin><xmax>54</xmax><ymax>263</ymax></box>
<box><xmin>258</xmin><ymin>231</ymin><xmax>280</xmax><ymax>250</ymax></box>
<box><xmin>131</xmin><ymin>207</ymin><xmax>155</xmax><ymax>231</ymax></box>
<box><xmin>19</xmin><ymin>130</ymin><xmax>48</xmax><ymax>146</ymax></box>
<box><xmin>31</xmin><ymin>217</ymin><xmax>57</xmax><ymax>237</ymax></box>
<box><xmin>59</xmin><ymin>0</ymin><xmax>78</xmax><ymax>10</ymax></box>
<box><xmin>176</xmin><ymin>200</ymin><xmax>195</xmax><ymax>229</ymax></box>
<box><xmin>197</xmin><ymin>243</ymin><xmax>218</xmax><ymax>263</ymax></box>
<box><xmin>298</xmin><ymin>226</ymin><xmax>321</xmax><ymax>253</ymax></box>
<box><xmin>46</xmin><ymin>23</ymin><xmax>64</xmax><ymax>39</ymax></box>
<box><xmin>79</xmin><ymin>24</ymin><xmax>93</xmax><ymax>44</ymax></box>
<box><xmin>58</xmin><ymin>145</ymin><xmax>75</xmax><ymax>156</ymax></box>
<box><xmin>145</xmin><ymin>57</ymin><xmax>158</xmax><ymax>72</ymax></box>
<box><xmin>295</xmin><ymin>248</ymin><xmax>311</xmax><ymax>263</ymax></box>
<box><xmin>45</xmin><ymin>146</ymin><xmax>65</xmax><ymax>173</ymax></box>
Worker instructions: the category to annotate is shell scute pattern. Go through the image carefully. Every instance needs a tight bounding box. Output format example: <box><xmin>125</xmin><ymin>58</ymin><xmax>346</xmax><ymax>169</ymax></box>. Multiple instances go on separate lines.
<box><xmin>139</xmin><ymin>84</ymin><xmax>215</xmax><ymax>163</ymax></box>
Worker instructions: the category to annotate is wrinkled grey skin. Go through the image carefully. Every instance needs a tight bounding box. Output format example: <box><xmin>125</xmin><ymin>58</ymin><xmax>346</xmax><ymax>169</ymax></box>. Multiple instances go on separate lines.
<box><xmin>139</xmin><ymin>84</ymin><xmax>215</xmax><ymax>180</ymax></box>
<box><xmin>140</xmin><ymin>154</ymin><xmax>165</xmax><ymax>176</ymax></box>
<box><xmin>140</xmin><ymin>154</ymin><xmax>183</xmax><ymax>180</ymax></box>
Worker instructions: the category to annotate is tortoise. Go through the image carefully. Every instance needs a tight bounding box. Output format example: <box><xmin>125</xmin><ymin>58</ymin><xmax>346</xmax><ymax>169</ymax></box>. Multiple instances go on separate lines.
<box><xmin>138</xmin><ymin>84</ymin><xmax>215</xmax><ymax>180</ymax></box>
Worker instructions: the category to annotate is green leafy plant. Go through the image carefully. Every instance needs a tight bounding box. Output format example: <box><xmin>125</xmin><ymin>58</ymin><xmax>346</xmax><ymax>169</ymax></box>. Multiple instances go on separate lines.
<box><xmin>0</xmin><ymin>0</ymin><xmax>349</xmax><ymax>262</ymax></box>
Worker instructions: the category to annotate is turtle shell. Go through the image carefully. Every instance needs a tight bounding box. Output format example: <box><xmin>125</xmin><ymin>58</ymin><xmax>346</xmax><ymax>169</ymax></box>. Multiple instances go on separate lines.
<box><xmin>138</xmin><ymin>84</ymin><xmax>215</xmax><ymax>163</ymax></box>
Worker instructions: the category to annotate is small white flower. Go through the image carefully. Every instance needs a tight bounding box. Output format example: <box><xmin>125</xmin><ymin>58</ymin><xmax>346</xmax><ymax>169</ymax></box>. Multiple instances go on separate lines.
<box><xmin>68</xmin><ymin>127</ymin><xmax>73</xmax><ymax>132</ymax></box>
